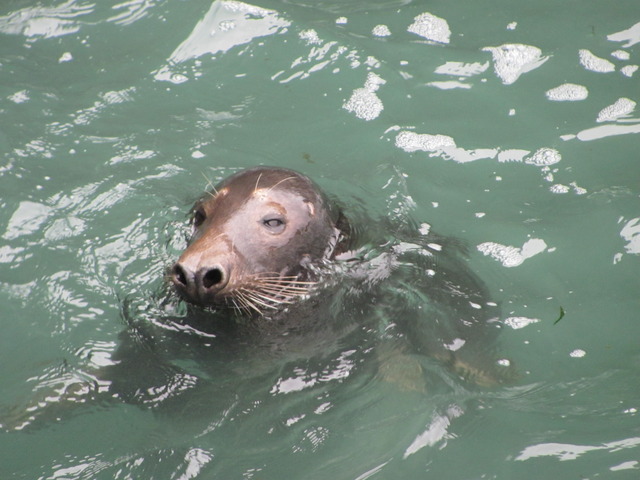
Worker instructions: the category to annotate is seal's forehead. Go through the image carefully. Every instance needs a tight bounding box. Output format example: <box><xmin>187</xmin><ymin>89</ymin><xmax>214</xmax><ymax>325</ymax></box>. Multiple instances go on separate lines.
<box><xmin>203</xmin><ymin>167</ymin><xmax>323</xmax><ymax>213</ymax></box>
<box><xmin>251</xmin><ymin>186</ymin><xmax>306</xmax><ymax>201</ymax></box>
<box><xmin>224</xmin><ymin>169</ymin><xmax>311</xmax><ymax>192</ymax></box>
<box><xmin>249</xmin><ymin>187</ymin><xmax>315</xmax><ymax>213</ymax></box>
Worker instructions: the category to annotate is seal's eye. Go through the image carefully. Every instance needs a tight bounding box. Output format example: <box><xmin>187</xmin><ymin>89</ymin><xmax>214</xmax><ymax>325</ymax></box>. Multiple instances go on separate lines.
<box><xmin>193</xmin><ymin>207</ymin><xmax>206</xmax><ymax>228</ymax></box>
<box><xmin>264</xmin><ymin>218</ymin><xmax>283</xmax><ymax>227</ymax></box>
<box><xmin>262</xmin><ymin>216</ymin><xmax>286</xmax><ymax>233</ymax></box>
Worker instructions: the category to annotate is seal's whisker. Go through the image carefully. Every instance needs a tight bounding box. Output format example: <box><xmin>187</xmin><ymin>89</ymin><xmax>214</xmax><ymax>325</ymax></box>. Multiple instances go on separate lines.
<box><xmin>263</xmin><ymin>279</ymin><xmax>316</xmax><ymax>288</ymax></box>
<box><xmin>255</xmin><ymin>283</ymin><xmax>315</xmax><ymax>293</ymax></box>
<box><xmin>235</xmin><ymin>297</ymin><xmax>253</xmax><ymax>316</ymax></box>
<box><xmin>229</xmin><ymin>296</ymin><xmax>249</xmax><ymax>316</ymax></box>
<box><xmin>254</xmin><ymin>173</ymin><xmax>263</xmax><ymax>193</ymax></box>
<box><xmin>243</xmin><ymin>292</ymin><xmax>282</xmax><ymax>310</ymax></box>
<box><xmin>251</xmin><ymin>274</ymin><xmax>317</xmax><ymax>285</ymax></box>
<box><xmin>239</xmin><ymin>293</ymin><xmax>264</xmax><ymax>315</ymax></box>
<box><xmin>242</xmin><ymin>298</ymin><xmax>263</xmax><ymax>316</ymax></box>
<box><xmin>254</xmin><ymin>285</ymin><xmax>311</xmax><ymax>294</ymax></box>
<box><xmin>248</xmin><ymin>290</ymin><xmax>296</xmax><ymax>306</ymax></box>
<box><xmin>201</xmin><ymin>172</ymin><xmax>218</xmax><ymax>196</ymax></box>
<box><xmin>266</xmin><ymin>176</ymin><xmax>296</xmax><ymax>194</ymax></box>
<box><xmin>262</xmin><ymin>278</ymin><xmax>315</xmax><ymax>292</ymax></box>
<box><xmin>253</xmin><ymin>283</ymin><xmax>308</xmax><ymax>294</ymax></box>
<box><xmin>255</xmin><ymin>278</ymin><xmax>318</xmax><ymax>287</ymax></box>
<box><xmin>228</xmin><ymin>295</ymin><xmax>241</xmax><ymax>312</ymax></box>
<box><xmin>251</xmin><ymin>272</ymin><xmax>318</xmax><ymax>282</ymax></box>
<box><xmin>235</xmin><ymin>290</ymin><xmax>263</xmax><ymax>315</ymax></box>
<box><xmin>243</xmin><ymin>286</ymin><xmax>280</xmax><ymax>300</ymax></box>
<box><xmin>249</xmin><ymin>274</ymin><xmax>317</xmax><ymax>291</ymax></box>
<box><xmin>252</xmin><ymin>293</ymin><xmax>302</xmax><ymax>304</ymax></box>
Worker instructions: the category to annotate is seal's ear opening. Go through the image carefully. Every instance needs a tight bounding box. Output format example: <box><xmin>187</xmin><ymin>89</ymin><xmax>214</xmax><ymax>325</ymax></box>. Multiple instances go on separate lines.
<box><xmin>193</xmin><ymin>206</ymin><xmax>206</xmax><ymax>228</ymax></box>
<box><xmin>332</xmin><ymin>208</ymin><xmax>352</xmax><ymax>258</ymax></box>
<box><xmin>315</xmin><ymin>186</ymin><xmax>353</xmax><ymax>259</ymax></box>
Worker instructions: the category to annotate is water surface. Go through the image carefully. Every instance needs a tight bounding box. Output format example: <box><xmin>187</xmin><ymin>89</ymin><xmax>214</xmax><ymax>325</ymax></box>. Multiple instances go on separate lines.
<box><xmin>1</xmin><ymin>0</ymin><xmax>640</xmax><ymax>478</ymax></box>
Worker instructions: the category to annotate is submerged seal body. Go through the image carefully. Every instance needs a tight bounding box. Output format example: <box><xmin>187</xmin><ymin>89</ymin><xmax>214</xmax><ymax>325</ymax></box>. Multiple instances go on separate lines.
<box><xmin>171</xmin><ymin>167</ymin><xmax>346</xmax><ymax>314</ymax></box>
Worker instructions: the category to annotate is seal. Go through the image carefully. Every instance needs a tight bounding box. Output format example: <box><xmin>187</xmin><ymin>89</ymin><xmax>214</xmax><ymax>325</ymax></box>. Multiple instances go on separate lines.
<box><xmin>1</xmin><ymin>167</ymin><xmax>514</xmax><ymax>433</ymax></box>
<box><xmin>171</xmin><ymin>166</ymin><xmax>347</xmax><ymax>314</ymax></box>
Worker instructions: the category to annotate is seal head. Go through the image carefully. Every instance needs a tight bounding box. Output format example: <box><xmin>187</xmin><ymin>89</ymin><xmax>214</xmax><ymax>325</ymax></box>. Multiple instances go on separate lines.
<box><xmin>171</xmin><ymin>167</ymin><xmax>344</xmax><ymax>314</ymax></box>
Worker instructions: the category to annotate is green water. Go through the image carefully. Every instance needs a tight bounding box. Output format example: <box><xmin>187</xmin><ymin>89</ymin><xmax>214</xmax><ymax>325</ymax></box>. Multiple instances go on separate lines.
<box><xmin>1</xmin><ymin>0</ymin><xmax>640</xmax><ymax>478</ymax></box>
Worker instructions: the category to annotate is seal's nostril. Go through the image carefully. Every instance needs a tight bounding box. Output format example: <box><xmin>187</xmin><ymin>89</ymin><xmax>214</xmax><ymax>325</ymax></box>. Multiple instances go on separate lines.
<box><xmin>202</xmin><ymin>267</ymin><xmax>224</xmax><ymax>289</ymax></box>
<box><xmin>172</xmin><ymin>264</ymin><xmax>188</xmax><ymax>286</ymax></box>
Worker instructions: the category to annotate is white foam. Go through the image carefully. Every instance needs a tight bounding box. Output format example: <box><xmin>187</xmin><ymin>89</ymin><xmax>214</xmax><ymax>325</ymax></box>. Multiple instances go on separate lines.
<box><xmin>611</xmin><ymin>50</ymin><xmax>630</xmax><ymax>60</ymax></box>
<box><xmin>477</xmin><ymin>238</ymin><xmax>548</xmax><ymax>268</ymax></box>
<box><xmin>545</xmin><ymin>83</ymin><xmax>588</xmax><ymax>101</ymax></box>
<box><xmin>372</xmin><ymin>24</ymin><xmax>391</xmax><ymax>37</ymax></box>
<box><xmin>365</xmin><ymin>56</ymin><xmax>381</xmax><ymax>68</ymax></box>
<box><xmin>343</xmin><ymin>72</ymin><xmax>386</xmax><ymax>121</ymax></box>
<box><xmin>418</xmin><ymin>223</ymin><xmax>431</xmax><ymax>236</ymax></box>
<box><xmin>571</xmin><ymin>182</ymin><xmax>587</xmax><ymax>195</ymax></box>
<box><xmin>504</xmin><ymin>316</ymin><xmax>540</xmax><ymax>329</ymax></box>
<box><xmin>525</xmin><ymin>148</ymin><xmax>561</xmax><ymax>166</ymax></box>
<box><xmin>395</xmin><ymin>131</ymin><xmax>456</xmax><ymax>153</ymax></box>
<box><xmin>58</xmin><ymin>52</ymin><xmax>73</xmax><ymax>63</ymax></box>
<box><xmin>363</xmin><ymin>72</ymin><xmax>385</xmax><ymax>90</ymax></box>
<box><xmin>343</xmin><ymin>90</ymin><xmax>383</xmax><ymax>121</ymax></box>
<box><xmin>444</xmin><ymin>338</ymin><xmax>466</xmax><ymax>351</ymax></box>
<box><xmin>579</xmin><ymin>49</ymin><xmax>615</xmax><ymax>72</ymax></box>
<box><xmin>597</xmin><ymin>97</ymin><xmax>636</xmax><ymax>122</ymax></box>
<box><xmin>482</xmin><ymin>43</ymin><xmax>549</xmax><ymax>85</ymax></box>
<box><xmin>299</xmin><ymin>29</ymin><xmax>321</xmax><ymax>45</ymax></box>
<box><xmin>621</xmin><ymin>65</ymin><xmax>638</xmax><ymax>77</ymax></box>
<box><xmin>407</xmin><ymin>12</ymin><xmax>451</xmax><ymax>44</ymax></box>
<box><xmin>394</xmin><ymin>130</ymin><xmax>562</xmax><ymax>169</ymax></box>
<box><xmin>7</xmin><ymin>90</ymin><xmax>30</xmax><ymax>104</ymax></box>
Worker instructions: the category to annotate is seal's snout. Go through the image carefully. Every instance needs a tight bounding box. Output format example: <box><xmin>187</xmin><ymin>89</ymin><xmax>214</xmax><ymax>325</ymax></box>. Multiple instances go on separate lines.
<box><xmin>171</xmin><ymin>261</ymin><xmax>230</xmax><ymax>303</ymax></box>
